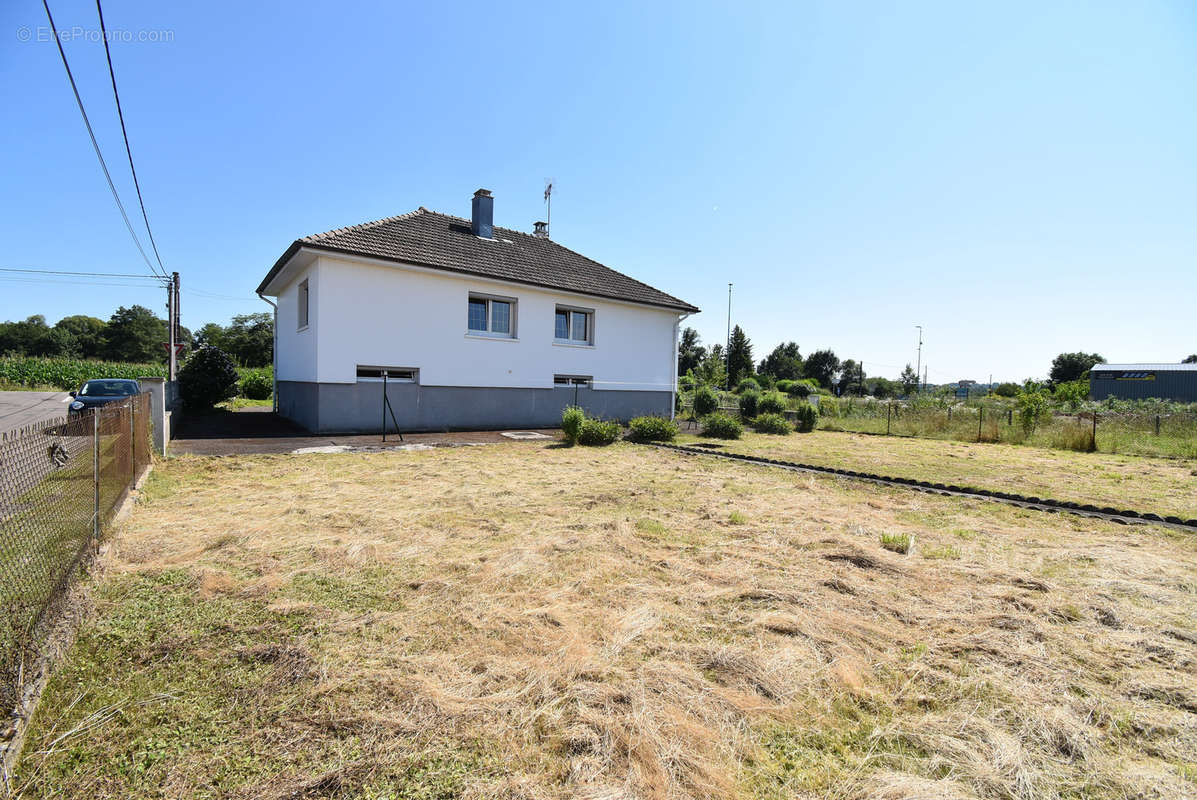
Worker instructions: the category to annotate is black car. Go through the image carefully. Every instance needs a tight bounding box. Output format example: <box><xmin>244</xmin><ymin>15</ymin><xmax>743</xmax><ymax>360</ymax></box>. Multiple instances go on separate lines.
<box><xmin>69</xmin><ymin>379</ymin><xmax>142</xmax><ymax>415</ymax></box>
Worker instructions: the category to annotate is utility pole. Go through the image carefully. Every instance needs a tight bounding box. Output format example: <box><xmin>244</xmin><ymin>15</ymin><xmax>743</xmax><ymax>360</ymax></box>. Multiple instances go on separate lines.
<box><xmin>167</xmin><ymin>272</ymin><xmax>180</xmax><ymax>381</ymax></box>
<box><xmin>725</xmin><ymin>282</ymin><xmax>732</xmax><ymax>390</ymax></box>
<box><xmin>914</xmin><ymin>325</ymin><xmax>923</xmax><ymax>395</ymax></box>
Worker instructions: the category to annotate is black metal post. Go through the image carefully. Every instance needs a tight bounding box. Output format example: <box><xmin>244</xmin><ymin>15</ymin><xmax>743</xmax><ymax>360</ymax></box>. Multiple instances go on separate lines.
<box><xmin>887</xmin><ymin>402</ymin><xmax>892</xmax><ymax>435</ymax></box>
<box><xmin>382</xmin><ymin>370</ymin><xmax>388</xmax><ymax>441</ymax></box>
<box><xmin>1092</xmin><ymin>411</ymin><xmax>1098</xmax><ymax>447</ymax></box>
<box><xmin>977</xmin><ymin>406</ymin><xmax>983</xmax><ymax>442</ymax></box>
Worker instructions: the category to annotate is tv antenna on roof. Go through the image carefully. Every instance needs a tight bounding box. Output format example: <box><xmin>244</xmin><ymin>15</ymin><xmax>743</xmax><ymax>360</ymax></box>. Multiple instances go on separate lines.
<box><xmin>544</xmin><ymin>178</ymin><xmax>554</xmax><ymax>237</ymax></box>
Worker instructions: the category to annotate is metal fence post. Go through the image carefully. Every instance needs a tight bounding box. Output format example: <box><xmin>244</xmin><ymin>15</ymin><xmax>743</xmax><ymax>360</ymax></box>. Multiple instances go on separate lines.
<box><xmin>886</xmin><ymin>402</ymin><xmax>892</xmax><ymax>435</ymax></box>
<box><xmin>1092</xmin><ymin>411</ymin><xmax>1098</xmax><ymax>448</ymax></box>
<box><xmin>93</xmin><ymin>408</ymin><xmax>101</xmax><ymax>539</ymax></box>
<box><xmin>1155</xmin><ymin>414</ymin><xmax>1160</xmax><ymax>436</ymax></box>
<box><xmin>977</xmin><ymin>406</ymin><xmax>983</xmax><ymax>442</ymax></box>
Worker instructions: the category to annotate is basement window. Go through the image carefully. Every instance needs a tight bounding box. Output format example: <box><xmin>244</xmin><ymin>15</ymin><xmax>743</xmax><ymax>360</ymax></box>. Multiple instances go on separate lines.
<box><xmin>356</xmin><ymin>366</ymin><xmax>417</xmax><ymax>383</ymax></box>
<box><xmin>554</xmin><ymin>305</ymin><xmax>594</xmax><ymax>345</ymax></box>
<box><xmin>297</xmin><ymin>279</ymin><xmax>309</xmax><ymax>330</ymax></box>
<box><xmin>554</xmin><ymin>375</ymin><xmax>592</xmax><ymax>387</ymax></box>
<box><xmin>467</xmin><ymin>293</ymin><xmax>517</xmax><ymax>337</ymax></box>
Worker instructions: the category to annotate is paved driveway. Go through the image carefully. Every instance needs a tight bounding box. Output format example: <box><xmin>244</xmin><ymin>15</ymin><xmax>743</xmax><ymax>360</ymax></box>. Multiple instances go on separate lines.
<box><xmin>0</xmin><ymin>391</ymin><xmax>70</xmax><ymax>435</ymax></box>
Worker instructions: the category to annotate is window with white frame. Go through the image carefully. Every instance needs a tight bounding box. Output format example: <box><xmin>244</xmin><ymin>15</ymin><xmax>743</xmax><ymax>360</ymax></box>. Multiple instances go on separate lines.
<box><xmin>356</xmin><ymin>366</ymin><xmax>417</xmax><ymax>382</ymax></box>
<box><xmin>554</xmin><ymin>305</ymin><xmax>593</xmax><ymax>344</ymax></box>
<box><xmin>554</xmin><ymin>374</ymin><xmax>592</xmax><ymax>387</ymax></box>
<box><xmin>297</xmin><ymin>279</ymin><xmax>310</xmax><ymax>330</ymax></box>
<box><xmin>467</xmin><ymin>293</ymin><xmax>516</xmax><ymax>337</ymax></box>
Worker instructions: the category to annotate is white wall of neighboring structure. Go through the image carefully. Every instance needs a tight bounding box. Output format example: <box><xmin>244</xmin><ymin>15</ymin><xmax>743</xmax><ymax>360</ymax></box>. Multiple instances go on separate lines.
<box><xmin>273</xmin><ymin>254</ymin><xmax>680</xmax><ymax>392</ymax></box>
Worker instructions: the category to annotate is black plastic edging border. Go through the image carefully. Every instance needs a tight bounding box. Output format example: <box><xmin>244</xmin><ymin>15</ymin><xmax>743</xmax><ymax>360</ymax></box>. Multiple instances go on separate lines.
<box><xmin>647</xmin><ymin>443</ymin><xmax>1197</xmax><ymax>532</ymax></box>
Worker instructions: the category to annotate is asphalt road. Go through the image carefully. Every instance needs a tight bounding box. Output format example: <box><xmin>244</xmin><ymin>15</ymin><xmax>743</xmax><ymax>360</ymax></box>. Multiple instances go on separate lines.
<box><xmin>0</xmin><ymin>391</ymin><xmax>70</xmax><ymax>435</ymax></box>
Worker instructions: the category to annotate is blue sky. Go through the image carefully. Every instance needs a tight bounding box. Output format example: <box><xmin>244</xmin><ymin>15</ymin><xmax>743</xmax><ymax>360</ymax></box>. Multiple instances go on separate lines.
<box><xmin>2</xmin><ymin>0</ymin><xmax>1194</xmax><ymax>382</ymax></box>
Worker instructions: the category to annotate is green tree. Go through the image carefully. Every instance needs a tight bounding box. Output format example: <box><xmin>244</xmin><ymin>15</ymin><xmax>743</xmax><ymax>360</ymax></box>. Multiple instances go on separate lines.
<box><xmin>1048</xmin><ymin>352</ymin><xmax>1105</xmax><ymax>385</ymax></box>
<box><xmin>103</xmin><ymin>305</ymin><xmax>168</xmax><ymax>362</ymax></box>
<box><xmin>870</xmin><ymin>377</ymin><xmax>898</xmax><ymax>399</ymax></box>
<box><xmin>1183</xmin><ymin>354</ymin><xmax>1197</xmax><ymax>364</ymax></box>
<box><xmin>725</xmin><ymin>325</ymin><xmax>754</xmax><ymax>387</ymax></box>
<box><xmin>54</xmin><ymin>315</ymin><xmax>106</xmax><ymax>359</ymax></box>
<box><xmin>804</xmin><ymin>349</ymin><xmax>840</xmax><ymax>389</ymax></box>
<box><xmin>899</xmin><ymin>364</ymin><xmax>919</xmax><ymax>395</ymax></box>
<box><xmin>757</xmin><ymin>341</ymin><xmax>803</xmax><ymax>381</ymax></box>
<box><xmin>0</xmin><ymin>315</ymin><xmax>51</xmax><ymax>355</ymax></box>
<box><xmin>195</xmin><ymin>322</ymin><xmax>227</xmax><ymax>351</ymax></box>
<box><xmin>677</xmin><ymin>327</ymin><xmax>705</xmax><ymax>376</ymax></box>
<box><xmin>838</xmin><ymin>359</ymin><xmax>865</xmax><ymax>395</ymax></box>
<box><xmin>695</xmin><ymin>343</ymin><xmax>727</xmax><ymax>388</ymax></box>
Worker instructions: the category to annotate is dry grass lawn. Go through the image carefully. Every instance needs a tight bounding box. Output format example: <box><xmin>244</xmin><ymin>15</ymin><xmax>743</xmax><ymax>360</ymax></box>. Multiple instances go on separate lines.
<box><xmin>11</xmin><ymin>442</ymin><xmax>1197</xmax><ymax>799</ymax></box>
<box><xmin>677</xmin><ymin>430</ymin><xmax>1197</xmax><ymax>519</ymax></box>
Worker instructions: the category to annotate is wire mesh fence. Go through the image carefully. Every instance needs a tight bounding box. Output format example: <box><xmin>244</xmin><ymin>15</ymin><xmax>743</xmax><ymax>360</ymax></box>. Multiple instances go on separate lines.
<box><xmin>0</xmin><ymin>393</ymin><xmax>151</xmax><ymax>714</ymax></box>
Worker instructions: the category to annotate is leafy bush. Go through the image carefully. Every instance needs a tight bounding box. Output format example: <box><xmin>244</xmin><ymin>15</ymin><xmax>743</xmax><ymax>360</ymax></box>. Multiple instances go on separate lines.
<box><xmin>736</xmin><ymin>377</ymin><xmax>761</xmax><ymax>394</ymax></box>
<box><xmin>678</xmin><ymin>373</ymin><xmax>696</xmax><ymax>392</ymax></box>
<box><xmin>738</xmin><ymin>390</ymin><xmax>760</xmax><ymax>419</ymax></box>
<box><xmin>701</xmin><ymin>413</ymin><xmax>742</xmax><ymax>439</ymax></box>
<box><xmin>1053</xmin><ymin>379</ymin><xmax>1089</xmax><ymax>411</ymax></box>
<box><xmin>627</xmin><ymin>415</ymin><xmax>678</xmax><ymax>442</ymax></box>
<box><xmin>751</xmin><ymin>412</ymin><xmax>791</xmax><ymax>435</ymax></box>
<box><xmin>1016</xmin><ymin>388</ymin><xmax>1051</xmax><ymax>433</ymax></box>
<box><xmin>993</xmin><ymin>382</ymin><xmax>1020</xmax><ymax>398</ymax></box>
<box><xmin>693</xmin><ymin>385</ymin><xmax>719</xmax><ymax>417</ymax></box>
<box><xmin>775</xmin><ymin>379</ymin><xmax>794</xmax><ymax>393</ymax></box>
<box><xmin>239</xmin><ymin>369</ymin><xmax>273</xmax><ymax>400</ymax></box>
<box><xmin>784</xmin><ymin>379</ymin><xmax>816</xmax><ymax>398</ymax></box>
<box><xmin>758</xmin><ymin>391</ymin><xmax>787</xmax><ymax>415</ymax></box>
<box><xmin>794</xmin><ymin>401</ymin><xmax>818</xmax><ymax>433</ymax></box>
<box><xmin>562</xmin><ymin>405</ymin><xmax>585</xmax><ymax>444</ymax></box>
<box><xmin>577</xmin><ymin>418</ymin><xmax>620</xmax><ymax>446</ymax></box>
<box><xmin>177</xmin><ymin>346</ymin><xmax>239</xmax><ymax>410</ymax></box>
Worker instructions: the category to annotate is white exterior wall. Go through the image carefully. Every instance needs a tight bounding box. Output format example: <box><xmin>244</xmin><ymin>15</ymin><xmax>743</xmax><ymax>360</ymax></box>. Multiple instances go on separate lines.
<box><xmin>274</xmin><ymin>255</ymin><xmax>681</xmax><ymax>392</ymax></box>
<box><xmin>275</xmin><ymin>261</ymin><xmax>319</xmax><ymax>382</ymax></box>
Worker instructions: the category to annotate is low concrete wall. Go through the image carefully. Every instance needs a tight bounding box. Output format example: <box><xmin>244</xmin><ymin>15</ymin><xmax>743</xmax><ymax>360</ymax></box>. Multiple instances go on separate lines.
<box><xmin>277</xmin><ymin>381</ymin><xmax>672</xmax><ymax>434</ymax></box>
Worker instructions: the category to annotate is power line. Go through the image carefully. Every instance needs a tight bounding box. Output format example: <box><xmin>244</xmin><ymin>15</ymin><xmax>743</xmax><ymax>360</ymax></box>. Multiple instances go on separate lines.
<box><xmin>0</xmin><ymin>267</ymin><xmax>166</xmax><ymax>281</ymax></box>
<box><xmin>0</xmin><ymin>276</ymin><xmax>171</xmax><ymax>290</ymax></box>
<box><xmin>40</xmin><ymin>0</ymin><xmax>162</xmax><ymax>279</ymax></box>
<box><xmin>95</xmin><ymin>0</ymin><xmax>167</xmax><ymax>279</ymax></box>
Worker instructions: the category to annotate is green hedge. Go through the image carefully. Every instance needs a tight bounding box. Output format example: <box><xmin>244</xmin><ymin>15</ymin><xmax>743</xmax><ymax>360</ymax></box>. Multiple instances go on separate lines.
<box><xmin>627</xmin><ymin>415</ymin><xmax>679</xmax><ymax>442</ymax></box>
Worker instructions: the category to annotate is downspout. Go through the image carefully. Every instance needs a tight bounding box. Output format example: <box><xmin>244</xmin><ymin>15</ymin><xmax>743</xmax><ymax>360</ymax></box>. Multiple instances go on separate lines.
<box><xmin>671</xmin><ymin>312</ymin><xmax>694</xmax><ymax>421</ymax></box>
<box><xmin>257</xmin><ymin>292</ymin><xmax>278</xmax><ymax>413</ymax></box>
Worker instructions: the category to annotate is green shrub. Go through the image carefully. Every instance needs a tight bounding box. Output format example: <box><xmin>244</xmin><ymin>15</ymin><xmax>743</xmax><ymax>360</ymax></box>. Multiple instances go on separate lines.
<box><xmin>177</xmin><ymin>346</ymin><xmax>239</xmax><ymax>411</ymax></box>
<box><xmin>577</xmin><ymin>418</ymin><xmax>620</xmax><ymax>446</ymax></box>
<box><xmin>752</xmin><ymin>412</ymin><xmax>791</xmax><ymax>435</ymax></box>
<box><xmin>794</xmin><ymin>401</ymin><xmax>818</xmax><ymax>433</ymax></box>
<box><xmin>693</xmin><ymin>385</ymin><xmax>719</xmax><ymax>417</ymax></box>
<box><xmin>701</xmin><ymin>413</ymin><xmax>742</xmax><ymax>439</ymax></box>
<box><xmin>775</xmin><ymin>379</ymin><xmax>794</xmax><ymax>394</ymax></box>
<box><xmin>239</xmin><ymin>369</ymin><xmax>273</xmax><ymax>400</ymax></box>
<box><xmin>738</xmin><ymin>390</ymin><xmax>760</xmax><ymax>419</ymax></box>
<box><xmin>562</xmin><ymin>405</ymin><xmax>585</xmax><ymax>444</ymax></box>
<box><xmin>993</xmin><ymin>382</ymin><xmax>1020</xmax><ymax>398</ymax></box>
<box><xmin>736</xmin><ymin>377</ymin><xmax>761</xmax><ymax>394</ymax></box>
<box><xmin>678</xmin><ymin>373</ymin><xmax>696</xmax><ymax>392</ymax></box>
<box><xmin>627</xmin><ymin>415</ymin><xmax>678</xmax><ymax>442</ymax></box>
<box><xmin>785</xmin><ymin>379</ymin><xmax>816</xmax><ymax>398</ymax></box>
<box><xmin>758</xmin><ymin>391</ymin><xmax>787</xmax><ymax>415</ymax></box>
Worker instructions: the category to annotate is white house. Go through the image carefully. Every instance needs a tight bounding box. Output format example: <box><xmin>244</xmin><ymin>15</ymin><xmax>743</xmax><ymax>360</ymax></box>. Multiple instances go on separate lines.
<box><xmin>256</xmin><ymin>189</ymin><xmax>699</xmax><ymax>433</ymax></box>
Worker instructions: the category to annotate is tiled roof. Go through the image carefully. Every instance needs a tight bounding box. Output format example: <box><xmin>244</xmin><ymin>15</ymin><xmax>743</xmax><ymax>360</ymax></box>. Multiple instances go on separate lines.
<box><xmin>258</xmin><ymin>208</ymin><xmax>699</xmax><ymax>312</ymax></box>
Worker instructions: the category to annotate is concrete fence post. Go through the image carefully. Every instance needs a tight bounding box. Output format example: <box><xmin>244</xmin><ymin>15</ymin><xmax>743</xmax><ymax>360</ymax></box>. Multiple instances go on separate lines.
<box><xmin>139</xmin><ymin>376</ymin><xmax>169</xmax><ymax>455</ymax></box>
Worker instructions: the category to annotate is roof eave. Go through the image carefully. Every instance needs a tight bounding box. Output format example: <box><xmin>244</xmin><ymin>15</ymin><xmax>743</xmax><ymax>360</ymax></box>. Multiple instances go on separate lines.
<box><xmin>261</xmin><ymin>242</ymin><xmax>700</xmax><ymax>313</ymax></box>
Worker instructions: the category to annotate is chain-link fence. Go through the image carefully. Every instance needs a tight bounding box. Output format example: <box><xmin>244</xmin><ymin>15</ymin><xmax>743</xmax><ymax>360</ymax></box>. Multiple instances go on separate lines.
<box><xmin>0</xmin><ymin>393</ymin><xmax>151</xmax><ymax>714</ymax></box>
